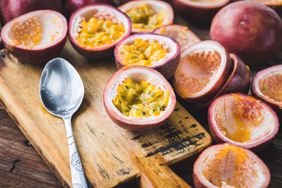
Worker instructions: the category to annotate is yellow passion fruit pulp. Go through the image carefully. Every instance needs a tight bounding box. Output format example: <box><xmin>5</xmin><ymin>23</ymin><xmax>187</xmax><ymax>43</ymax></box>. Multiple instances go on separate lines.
<box><xmin>113</xmin><ymin>77</ymin><xmax>170</xmax><ymax>117</ymax></box>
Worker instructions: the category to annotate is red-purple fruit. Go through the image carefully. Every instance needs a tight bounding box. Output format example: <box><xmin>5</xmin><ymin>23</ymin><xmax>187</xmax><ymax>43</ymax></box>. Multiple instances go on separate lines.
<box><xmin>153</xmin><ymin>24</ymin><xmax>201</xmax><ymax>51</ymax></box>
<box><xmin>173</xmin><ymin>0</ymin><xmax>230</xmax><ymax>24</ymax></box>
<box><xmin>63</xmin><ymin>0</ymin><xmax>114</xmax><ymax>17</ymax></box>
<box><xmin>103</xmin><ymin>66</ymin><xmax>176</xmax><ymax>129</ymax></box>
<box><xmin>193</xmin><ymin>143</ymin><xmax>271</xmax><ymax>188</ymax></box>
<box><xmin>210</xmin><ymin>1</ymin><xmax>282</xmax><ymax>67</ymax></box>
<box><xmin>173</xmin><ymin>40</ymin><xmax>232</xmax><ymax>103</ymax></box>
<box><xmin>69</xmin><ymin>4</ymin><xmax>131</xmax><ymax>59</ymax></box>
<box><xmin>252</xmin><ymin>65</ymin><xmax>282</xmax><ymax>112</ymax></box>
<box><xmin>114</xmin><ymin>33</ymin><xmax>180</xmax><ymax>80</ymax></box>
<box><xmin>1</xmin><ymin>10</ymin><xmax>67</xmax><ymax>64</ymax></box>
<box><xmin>119</xmin><ymin>0</ymin><xmax>174</xmax><ymax>33</ymax></box>
<box><xmin>0</xmin><ymin>0</ymin><xmax>62</xmax><ymax>23</ymax></box>
<box><xmin>208</xmin><ymin>93</ymin><xmax>279</xmax><ymax>150</ymax></box>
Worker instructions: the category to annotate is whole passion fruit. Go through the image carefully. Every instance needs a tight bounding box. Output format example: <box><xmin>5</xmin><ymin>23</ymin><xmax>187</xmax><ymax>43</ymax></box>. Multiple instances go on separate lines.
<box><xmin>114</xmin><ymin>33</ymin><xmax>180</xmax><ymax>80</ymax></box>
<box><xmin>252</xmin><ymin>65</ymin><xmax>282</xmax><ymax>112</ymax></box>
<box><xmin>208</xmin><ymin>93</ymin><xmax>279</xmax><ymax>150</ymax></box>
<box><xmin>1</xmin><ymin>10</ymin><xmax>67</xmax><ymax>64</ymax></box>
<box><xmin>103</xmin><ymin>66</ymin><xmax>176</xmax><ymax>129</ymax></box>
<box><xmin>173</xmin><ymin>40</ymin><xmax>232</xmax><ymax>103</ymax></box>
<box><xmin>69</xmin><ymin>4</ymin><xmax>131</xmax><ymax>59</ymax></box>
<box><xmin>153</xmin><ymin>24</ymin><xmax>201</xmax><ymax>51</ymax></box>
<box><xmin>0</xmin><ymin>0</ymin><xmax>62</xmax><ymax>24</ymax></box>
<box><xmin>193</xmin><ymin>143</ymin><xmax>270</xmax><ymax>188</ymax></box>
<box><xmin>210</xmin><ymin>1</ymin><xmax>282</xmax><ymax>66</ymax></box>
<box><xmin>173</xmin><ymin>0</ymin><xmax>230</xmax><ymax>24</ymax></box>
<box><xmin>119</xmin><ymin>0</ymin><xmax>174</xmax><ymax>33</ymax></box>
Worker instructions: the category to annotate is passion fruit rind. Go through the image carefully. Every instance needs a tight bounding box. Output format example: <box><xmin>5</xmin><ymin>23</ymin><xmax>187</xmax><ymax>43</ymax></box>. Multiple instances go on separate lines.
<box><xmin>103</xmin><ymin>66</ymin><xmax>176</xmax><ymax>129</ymax></box>
<box><xmin>193</xmin><ymin>143</ymin><xmax>271</xmax><ymax>188</ymax></box>
<box><xmin>252</xmin><ymin>65</ymin><xmax>282</xmax><ymax>113</ymax></box>
<box><xmin>114</xmin><ymin>33</ymin><xmax>180</xmax><ymax>80</ymax></box>
<box><xmin>174</xmin><ymin>40</ymin><xmax>232</xmax><ymax>103</ymax></box>
<box><xmin>1</xmin><ymin>10</ymin><xmax>67</xmax><ymax>64</ymax></box>
<box><xmin>69</xmin><ymin>4</ymin><xmax>132</xmax><ymax>59</ymax></box>
<box><xmin>208</xmin><ymin>93</ymin><xmax>279</xmax><ymax>151</ymax></box>
<box><xmin>173</xmin><ymin>0</ymin><xmax>231</xmax><ymax>24</ymax></box>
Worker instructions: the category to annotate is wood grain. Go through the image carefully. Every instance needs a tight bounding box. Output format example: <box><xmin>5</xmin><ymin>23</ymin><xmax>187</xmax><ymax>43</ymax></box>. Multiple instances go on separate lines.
<box><xmin>0</xmin><ymin>40</ymin><xmax>211</xmax><ymax>187</ymax></box>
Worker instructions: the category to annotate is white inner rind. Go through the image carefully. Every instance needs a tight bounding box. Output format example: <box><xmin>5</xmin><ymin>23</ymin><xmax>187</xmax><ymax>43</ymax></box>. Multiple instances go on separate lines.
<box><xmin>119</xmin><ymin>0</ymin><xmax>173</xmax><ymax>26</ymax></box>
<box><xmin>117</xmin><ymin>34</ymin><xmax>178</xmax><ymax>67</ymax></box>
<box><xmin>198</xmin><ymin>145</ymin><xmax>267</xmax><ymax>188</ymax></box>
<box><xmin>105</xmin><ymin>67</ymin><xmax>174</xmax><ymax>124</ymax></box>
<box><xmin>211</xmin><ymin>95</ymin><xmax>277</xmax><ymax>145</ymax></box>
<box><xmin>3</xmin><ymin>11</ymin><xmax>66</xmax><ymax>50</ymax></box>
<box><xmin>177</xmin><ymin>41</ymin><xmax>227</xmax><ymax>98</ymax></box>
<box><xmin>70</xmin><ymin>5</ymin><xmax>131</xmax><ymax>49</ymax></box>
<box><xmin>176</xmin><ymin>0</ymin><xmax>228</xmax><ymax>7</ymax></box>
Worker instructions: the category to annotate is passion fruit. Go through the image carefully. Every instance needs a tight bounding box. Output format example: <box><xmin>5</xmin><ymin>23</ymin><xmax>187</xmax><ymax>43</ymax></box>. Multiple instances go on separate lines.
<box><xmin>0</xmin><ymin>0</ymin><xmax>62</xmax><ymax>24</ymax></box>
<box><xmin>69</xmin><ymin>4</ymin><xmax>131</xmax><ymax>59</ymax></box>
<box><xmin>114</xmin><ymin>33</ymin><xmax>180</xmax><ymax>80</ymax></box>
<box><xmin>153</xmin><ymin>24</ymin><xmax>201</xmax><ymax>51</ymax></box>
<box><xmin>252</xmin><ymin>65</ymin><xmax>282</xmax><ymax>112</ymax></box>
<box><xmin>210</xmin><ymin>1</ymin><xmax>282</xmax><ymax>67</ymax></box>
<box><xmin>1</xmin><ymin>10</ymin><xmax>67</xmax><ymax>64</ymax></box>
<box><xmin>119</xmin><ymin>0</ymin><xmax>174</xmax><ymax>33</ymax></box>
<box><xmin>173</xmin><ymin>0</ymin><xmax>230</xmax><ymax>24</ymax></box>
<box><xmin>193</xmin><ymin>143</ymin><xmax>270</xmax><ymax>188</ymax></box>
<box><xmin>173</xmin><ymin>40</ymin><xmax>232</xmax><ymax>103</ymax></box>
<box><xmin>103</xmin><ymin>66</ymin><xmax>176</xmax><ymax>129</ymax></box>
<box><xmin>208</xmin><ymin>93</ymin><xmax>279</xmax><ymax>150</ymax></box>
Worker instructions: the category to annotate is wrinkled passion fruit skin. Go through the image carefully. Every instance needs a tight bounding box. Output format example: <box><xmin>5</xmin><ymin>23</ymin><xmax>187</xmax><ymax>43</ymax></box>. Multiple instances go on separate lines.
<box><xmin>1</xmin><ymin>10</ymin><xmax>68</xmax><ymax>65</ymax></box>
<box><xmin>208</xmin><ymin>93</ymin><xmax>279</xmax><ymax>150</ymax></box>
<box><xmin>210</xmin><ymin>1</ymin><xmax>282</xmax><ymax>67</ymax></box>
<box><xmin>0</xmin><ymin>0</ymin><xmax>62</xmax><ymax>23</ymax></box>
<box><xmin>63</xmin><ymin>0</ymin><xmax>115</xmax><ymax>17</ymax></box>
<box><xmin>252</xmin><ymin>65</ymin><xmax>282</xmax><ymax>114</ymax></box>
<box><xmin>173</xmin><ymin>0</ymin><xmax>230</xmax><ymax>24</ymax></box>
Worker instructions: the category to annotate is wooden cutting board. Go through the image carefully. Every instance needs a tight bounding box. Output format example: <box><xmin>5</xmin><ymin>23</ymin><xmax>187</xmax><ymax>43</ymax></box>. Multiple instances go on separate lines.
<box><xmin>0</xmin><ymin>40</ymin><xmax>211</xmax><ymax>187</ymax></box>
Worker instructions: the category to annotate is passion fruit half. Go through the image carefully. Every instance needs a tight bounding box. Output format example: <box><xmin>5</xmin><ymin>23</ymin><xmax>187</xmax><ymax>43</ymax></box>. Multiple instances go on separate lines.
<box><xmin>193</xmin><ymin>143</ymin><xmax>270</xmax><ymax>188</ymax></box>
<box><xmin>1</xmin><ymin>10</ymin><xmax>67</xmax><ymax>64</ymax></box>
<box><xmin>114</xmin><ymin>33</ymin><xmax>180</xmax><ymax>79</ymax></box>
<box><xmin>173</xmin><ymin>40</ymin><xmax>232</xmax><ymax>103</ymax></box>
<box><xmin>252</xmin><ymin>65</ymin><xmax>282</xmax><ymax>112</ymax></box>
<box><xmin>69</xmin><ymin>4</ymin><xmax>131</xmax><ymax>59</ymax></box>
<box><xmin>173</xmin><ymin>0</ymin><xmax>230</xmax><ymax>24</ymax></box>
<box><xmin>119</xmin><ymin>0</ymin><xmax>174</xmax><ymax>33</ymax></box>
<box><xmin>208</xmin><ymin>93</ymin><xmax>279</xmax><ymax>150</ymax></box>
<box><xmin>103</xmin><ymin>66</ymin><xmax>176</xmax><ymax>129</ymax></box>
<box><xmin>153</xmin><ymin>24</ymin><xmax>201</xmax><ymax>51</ymax></box>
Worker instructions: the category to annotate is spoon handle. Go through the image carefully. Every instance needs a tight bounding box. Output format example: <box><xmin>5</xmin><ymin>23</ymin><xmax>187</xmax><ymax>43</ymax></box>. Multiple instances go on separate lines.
<box><xmin>64</xmin><ymin>118</ymin><xmax>88</xmax><ymax>188</ymax></box>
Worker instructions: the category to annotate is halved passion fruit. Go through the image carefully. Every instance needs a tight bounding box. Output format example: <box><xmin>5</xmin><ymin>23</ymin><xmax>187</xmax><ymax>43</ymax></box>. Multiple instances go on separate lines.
<box><xmin>69</xmin><ymin>4</ymin><xmax>131</xmax><ymax>59</ymax></box>
<box><xmin>119</xmin><ymin>0</ymin><xmax>174</xmax><ymax>33</ymax></box>
<box><xmin>114</xmin><ymin>34</ymin><xmax>180</xmax><ymax>79</ymax></box>
<box><xmin>103</xmin><ymin>66</ymin><xmax>176</xmax><ymax>129</ymax></box>
<box><xmin>153</xmin><ymin>24</ymin><xmax>201</xmax><ymax>51</ymax></box>
<box><xmin>252</xmin><ymin>65</ymin><xmax>282</xmax><ymax>112</ymax></box>
<box><xmin>1</xmin><ymin>10</ymin><xmax>67</xmax><ymax>64</ymax></box>
<box><xmin>208</xmin><ymin>93</ymin><xmax>279</xmax><ymax>150</ymax></box>
<box><xmin>193</xmin><ymin>143</ymin><xmax>270</xmax><ymax>188</ymax></box>
<box><xmin>173</xmin><ymin>0</ymin><xmax>230</xmax><ymax>24</ymax></box>
<box><xmin>173</xmin><ymin>40</ymin><xmax>232</xmax><ymax>103</ymax></box>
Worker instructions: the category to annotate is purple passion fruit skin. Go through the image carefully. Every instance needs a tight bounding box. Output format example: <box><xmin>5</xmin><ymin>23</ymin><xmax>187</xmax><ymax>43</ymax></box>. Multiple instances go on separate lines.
<box><xmin>0</xmin><ymin>0</ymin><xmax>62</xmax><ymax>23</ymax></box>
<box><xmin>173</xmin><ymin>0</ymin><xmax>230</xmax><ymax>24</ymax></box>
<box><xmin>173</xmin><ymin>40</ymin><xmax>232</xmax><ymax>103</ymax></box>
<box><xmin>253</xmin><ymin>0</ymin><xmax>282</xmax><ymax>16</ymax></box>
<box><xmin>210</xmin><ymin>1</ymin><xmax>282</xmax><ymax>67</ymax></box>
<box><xmin>103</xmin><ymin>66</ymin><xmax>176</xmax><ymax>130</ymax></box>
<box><xmin>1</xmin><ymin>10</ymin><xmax>67</xmax><ymax>65</ymax></box>
<box><xmin>114</xmin><ymin>34</ymin><xmax>180</xmax><ymax>80</ymax></box>
<box><xmin>68</xmin><ymin>4</ymin><xmax>132</xmax><ymax>60</ymax></box>
<box><xmin>208</xmin><ymin>93</ymin><xmax>279</xmax><ymax>151</ymax></box>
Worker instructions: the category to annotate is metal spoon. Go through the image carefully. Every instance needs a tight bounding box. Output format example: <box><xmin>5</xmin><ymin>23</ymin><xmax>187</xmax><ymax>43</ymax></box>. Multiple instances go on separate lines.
<box><xmin>40</xmin><ymin>58</ymin><xmax>88</xmax><ymax>188</ymax></box>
